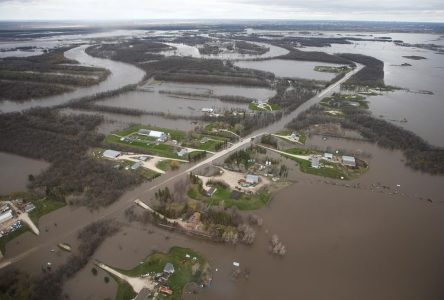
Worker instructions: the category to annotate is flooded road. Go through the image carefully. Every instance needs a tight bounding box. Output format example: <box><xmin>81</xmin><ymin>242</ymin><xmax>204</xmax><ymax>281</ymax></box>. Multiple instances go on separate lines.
<box><xmin>0</xmin><ymin>45</ymin><xmax>145</xmax><ymax>113</ymax></box>
<box><xmin>0</xmin><ymin>152</ymin><xmax>50</xmax><ymax>196</ymax></box>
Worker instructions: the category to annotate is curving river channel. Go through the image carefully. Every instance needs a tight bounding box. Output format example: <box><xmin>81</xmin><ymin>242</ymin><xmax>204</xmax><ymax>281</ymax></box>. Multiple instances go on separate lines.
<box><xmin>0</xmin><ymin>44</ymin><xmax>146</xmax><ymax>113</ymax></box>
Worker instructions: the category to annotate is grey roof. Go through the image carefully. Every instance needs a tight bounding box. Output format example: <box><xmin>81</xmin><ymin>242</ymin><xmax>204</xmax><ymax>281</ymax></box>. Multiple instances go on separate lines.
<box><xmin>103</xmin><ymin>149</ymin><xmax>121</xmax><ymax>158</ymax></box>
<box><xmin>134</xmin><ymin>287</ymin><xmax>151</xmax><ymax>300</ymax></box>
<box><xmin>246</xmin><ymin>174</ymin><xmax>259</xmax><ymax>183</ymax></box>
<box><xmin>131</xmin><ymin>161</ymin><xmax>143</xmax><ymax>170</ymax></box>
<box><xmin>342</xmin><ymin>155</ymin><xmax>356</xmax><ymax>162</ymax></box>
<box><xmin>164</xmin><ymin>262</ymin><xmax>175</xmax><ymax>274</ymax></box>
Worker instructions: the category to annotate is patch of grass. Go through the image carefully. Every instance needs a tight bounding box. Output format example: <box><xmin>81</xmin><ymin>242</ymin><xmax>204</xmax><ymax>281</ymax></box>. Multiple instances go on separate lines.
<box><xmin>249</xmin><ymin>102</ymin><xmax>281</xmax><ymax>111</ymax></box>
<box><xmin>115</xmin><ymin>124</ymin><xmax>186</xmax><ymax>141</ymax></box>
<box><xmin>0</xmin><ymin>225</ymin><xmax>29</xmax><ymax>254</ymax></box>
<box><xmin>104</xmin><ymin>134</ymin><xmax>179</xmax><ymax>158</ymax></box>
<box><xmin>314</xmin><ymin>65</ymin><xmax>352</xmax><ymax>73</ymax></box>
<box><xmin>117</xmin><ymin>247</ymin><xmax>207</xmax><ymax>300</ymax></box>
<box><xmin>156</xmin><ymin>159</ymin><xmax>172</xmax><ymax>171</ymax></box>
<box><xmin>187</xmin><ymin>184</ymin><xmax>271</xmax><ymax>210</ymax></box>
<box><xmin>320</xmin><ymin>93</ymin><xmax>369</xmax><ymax>110</ymax></box>
<box><xmin>110</xmin><ymin>274</ymin><xmax>137</xmax><ymax>300</ymax></box>
<box><xmin>29</xmin><ymin>197</ymin><xmax>66</xmax><ymax>226</ymax></box>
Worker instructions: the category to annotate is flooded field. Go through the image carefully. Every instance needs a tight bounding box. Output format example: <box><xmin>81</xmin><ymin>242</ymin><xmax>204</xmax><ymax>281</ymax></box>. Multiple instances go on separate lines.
<box><xmin>0</xmin><ymin>152</ymin><xmax>50</xmax><ymax>195</ymax></box>
<box><xmin>234</xmin><ymin>59</ymin><xmax>344</xmax><ymax>80</ymax></box>
<box><xmin>95</xmin><ymin>81</ymin><xmax>276</xmax><ymax>116</ymax></box>
<box><xmin>61</xmin><ymin>108</ymin><xmax>200</xmax><ymax>134</ymax></box>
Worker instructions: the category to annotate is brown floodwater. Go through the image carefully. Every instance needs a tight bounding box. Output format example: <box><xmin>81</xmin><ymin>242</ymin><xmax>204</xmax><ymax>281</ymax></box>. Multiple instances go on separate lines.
<box><xmin>0</xmin><ymin>152</ymin><xmax>50</xmax><ymax>196</ymax></box>
<box><xmin>3</xmin><ymin>133</ymin><xmax>443</xmax><ymax>300</ymax></box>
<box><xmin>95</xmin><ymin>82</ymin><xmax>276</xmax><ymax>116</ymax></box>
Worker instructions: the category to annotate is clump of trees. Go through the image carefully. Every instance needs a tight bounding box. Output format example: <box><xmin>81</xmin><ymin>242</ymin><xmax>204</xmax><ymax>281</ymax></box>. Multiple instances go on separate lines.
<box><xmin>0</xmin><ymin>47</ymin><xmax>110</xmax><ymax>102</ymax></box>
<box><xmin>0</xmin><ymin>108</ymin><xmax>143</xmax><ymax>207</ymax></box>
<box><xmin>337</xmin><ymin>53</ymin><xmax>385</xmax><ymax>88</ymax></box>
<box><xmin>269</xmin><ymin>234</ymin><xmax>287</xmax><ymax>256</ymax></box>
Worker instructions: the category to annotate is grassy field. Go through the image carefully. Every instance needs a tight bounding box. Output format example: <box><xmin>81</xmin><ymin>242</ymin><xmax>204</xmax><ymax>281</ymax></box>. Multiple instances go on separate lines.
<box><xmin>320</xmin><ymin>93</ymin><xmax>369</xmax><ymax>110</ymax></box>
<box><xmin>281</xmin><ymin>147</ymin><xmax>367</xmax><ymax>179</ymax></box>
<box><xmin>275</xmin><ymin>130</ymin><xmax>307</xmax><ymax>144</ymax></box>
<box><xmin>105</xmin><ymin>134</ymin><xmax>179</xmax><ymax>158</ymax></box>
<box><xmin>314</xmin><ymin>65</ymin><xmax>352</xmax><ymax>73</ymax></box>
<box><xmin>115</xmin><ymin>125</ymin><xmax>186</xmax><ymax>141</ymax></box>
<box><xmin>110</xmin><ymin>274</ymin><xmax>137</xmax><ymax>300</ymax></box>
<box><xmin>117</xmin><ymin>247</ymin><xmax>208</xmax><ymax>300</ymax></box>
<box><xmin>29</xmin><ymin>197</ymin><xmax>66</xmax><ymax>225</ymax></box>
<box><xmin>187</xmin><ymin>184</ymin><xmax>271</xmax><ymax>210</ymax></box>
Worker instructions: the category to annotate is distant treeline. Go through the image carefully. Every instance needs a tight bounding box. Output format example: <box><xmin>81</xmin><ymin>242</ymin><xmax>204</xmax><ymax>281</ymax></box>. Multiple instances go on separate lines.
<box><xmin>0</xmin><ymin>108</ymin><xmax>142</xmax><ymax>207</ymax></box>
<box><xmin>86</xmin><ymin>41</ymin><xmax>275</xmax><ymax>87</ymax></box>
<box><xmin>287</xmin><ymin>105</ymin><xmax>444</xmax><ymax>174</ymax></box>
<box><xmin>0</xmin><ymin>47</ymin><xmax>110</xmax><ymax>102</ymax></box>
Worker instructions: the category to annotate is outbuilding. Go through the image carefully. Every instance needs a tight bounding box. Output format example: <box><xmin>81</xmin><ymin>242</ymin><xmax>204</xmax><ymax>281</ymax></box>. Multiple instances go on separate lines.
<box><xmin>163</xmin><ymin>262</ymin><xmax>175</xmax><ymax>274</ymax></box>
<box><xmin>310</xmin><ymin>156</ymin><xmax>321</xmax><ymax>169</ymax></box>
<box><xmin>323</xmin><ymin>153</ymin><xmax>333</xmax><ymax>160</ymax></box>
<box><xmin>103</xmin><ymin>150</ymin><xmax>121</xmax><ymax>159</ymax></box>
<box><xmin>131</xmin><ymin>161</ymin><xmax>143</xmax><ymax>170</ymax></box>
<box><xmin>0</xmin><ymin>210</ymin><xmax>13</xmax><ymax>224</ymax></box>
<box><xmin>342</xmin><ymin>155</ymin><xmax>356</xmax><ymax>167</ymax></box>
<box><xmin>245</xmin><ymin>174</ymin><xmax>259</xmax><ymax>185</ymax></box>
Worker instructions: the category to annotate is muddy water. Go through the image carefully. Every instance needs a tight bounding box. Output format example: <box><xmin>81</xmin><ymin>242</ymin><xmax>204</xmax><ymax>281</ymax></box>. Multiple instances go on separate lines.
<box><xmin>0</xmin><ymin>152</ymin><xmax>50</xmax><ymax>196</ymax></box>
<box><xmin>60</xmin><ymin>108</ymin><xmax>200</xmax><ymax>134</ymax></box>
<box><xmin>4</xmin><ymin>131</ymin><xmax>443</xmax><ymax>300</ymax></box>
<box><xmin>234</xmin><ymin>59</ymin><xmax>344</xmax><ymax>81</ymax></box>
<box><xmin>298</xmin><ymin>36</ymin><xmax>444</xmax><ymax>147</ymax></box>
<box><xmin>95</xmin><ymin>82</ymin><xmax>276</xmax><ymax>116</ymax></box>
<box><xmin>0</xmin><ymin>45</ymin><xmax>145</xmax><ymax>113</ymax></box>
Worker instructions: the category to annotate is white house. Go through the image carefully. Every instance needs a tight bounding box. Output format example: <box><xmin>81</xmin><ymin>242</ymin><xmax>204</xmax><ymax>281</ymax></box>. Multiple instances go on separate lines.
<box><xmin>138</xmin><ymin>129</ymin><xmax>168</xmax><ymax>142</ymax></box>
<box><xmin>177</xmin><ymin>148</ymin><xmax>188</xmax><ymax>157</ymax></box>
<box><xmin>310</xmin><ymin>155</ymin><xmax>321</xmax><ymax>169</ymax></box>
<box><xmin>201</xmin><ymin>108</ymin><xmax>214</xmax><ymax>113</ymax></box>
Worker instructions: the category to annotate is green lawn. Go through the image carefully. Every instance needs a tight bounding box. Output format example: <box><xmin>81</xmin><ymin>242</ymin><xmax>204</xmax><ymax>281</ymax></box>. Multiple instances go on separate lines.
<box><xmin>115</xmin><ymin>125</ymin><xmax>186</xmax><ymax>141</ymax></box>
<box><xmin>29</xmin><ymin>197</ymin><xmax>65</xmax><ymax>226</ymax></box>
<box><xmin>314</xmin><ymin>65</ymin><xmax>352</xmax><ymax>73</ymax></box>
<box><xmin>320</xmin><ymin>93</ymin><xmax>369</xmax><ymax>110</ymax></box>
<box><xmin>187</xmin><ymin>184</ymin><xmax>271</xmax><ymax>210</ymax></box>
<box><xmin>105</xmin><ymin>134</ymin><xmax>179</xmax><ymax>158</ymax></box>
<box><xmin>116</xmin><ymin>247</ymin><xmax>208</xmax><ymax>300</ymax></box>
<box><xmin>110</xmin><ymin>274</ymin><xmax>137</xmax><ymax>300</ymax></box>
